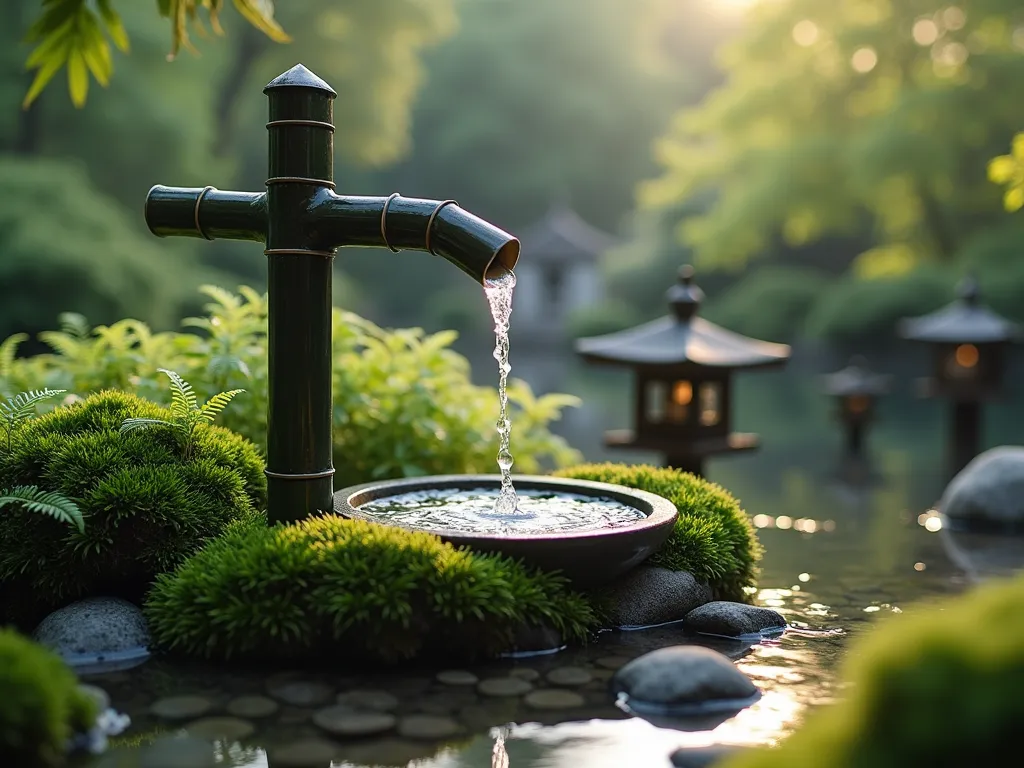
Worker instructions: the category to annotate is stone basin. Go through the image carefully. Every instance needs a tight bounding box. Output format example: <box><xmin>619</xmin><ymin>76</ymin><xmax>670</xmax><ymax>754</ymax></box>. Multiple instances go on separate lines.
<box><xmin>332</xmin><ymin>474</ymin><xmax>678</xmax><ymax>587</ymax></box>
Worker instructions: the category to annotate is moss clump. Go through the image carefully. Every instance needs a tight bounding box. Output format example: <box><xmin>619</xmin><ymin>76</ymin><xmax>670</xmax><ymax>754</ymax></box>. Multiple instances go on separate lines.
<box><xmin>0</xmin><ymin>629</ymin><xmax>97</xmax><ymax>768</ymax></box>
<box><xmin>145</xmin><ymin>515</ymin><xmax>595</xmax><ymax>663</ymax></box>
<box><xmin>720</xmin><ymin>572</ymin><xmax>1024</xmax><ymax>768</ymax></box>
<box><xmin>0</xmin><ymin>390</ymin><xmax>266</xmax><ymax>624</ymax></box>
<box><xmin>553</xmin><ymin>463</ymin><xmax>761</xmax><ymax>600</ymax></box>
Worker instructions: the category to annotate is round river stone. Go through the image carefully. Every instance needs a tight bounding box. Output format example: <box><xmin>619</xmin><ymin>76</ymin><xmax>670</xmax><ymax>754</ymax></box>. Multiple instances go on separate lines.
<box><xmin>137</xmin><ymin>736</ymin><xmax>217</xmax><ymax>768</ymax></box>
<box><xmin>509</xmin><ymin>668</ymin><xmax>540</xmax><ymax>682</ymax></box>
<box><xmin>478</xmin><ymin>677</ymin><xmax>533</xmax><ymax>697</ymax></box>
<box><xmin>312</xmin><ymin>706</ymin><xmax>396</xmax><ymax>738</ymax></box>
<box><xmin>524</xmin><ymin>690</ymin><xmax>586</xmax><ymax>710</ymax></box>
<box><xmin>269</xmin><ymin>681</ymin><xmax>334</xmax><ymax>707</ymax></box>
<box><xmin>436</xmin><ymin>669</ymin><xmax>479</xmax><ymax>686</ymax></box>
<box><xmin>335</xmin><ymin>689</ymin><xmax>399</xmax><ymax>712</ymax></box>
<box><xmin>78</xmin><ymin>684</ymin><xmax>111</xmax><ymax>712</ymax></box>
<box><xmin>150</xmin><ymin>695</ymin><xmax>214</xmax><ymax>721</ymax></box>
<box><xmin>546</xmin><ymin>667</ymin><xmax>592</xmax><ymax>687</ymax></box>
<box><xmin>397</xmin><ymin>714</ymin><xmax>462</xmax><ymax>740</ymax></box>
<box><xmin>184</xmin><ymin>716</ymin><xmax>256</xmax><ymax>742</ymax></box>
<box><xmin>266</xmin><ymin>738</ymin><xmax>339</xmax><ymax>768</ymax></box>
<box><xmin>226</xmin><ymin>695</ymin><xmax>279</xmax><ymax>718</ymax></box>
<box><xmin>595</xmin><ymin>656</ymin><xmax>632</xmax><ymax>670</ymax></box>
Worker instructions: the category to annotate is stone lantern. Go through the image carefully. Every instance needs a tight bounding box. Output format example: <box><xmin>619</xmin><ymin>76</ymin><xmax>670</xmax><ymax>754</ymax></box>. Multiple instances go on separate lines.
<box><xmin>822</xmin><ymin>355</ymin><xmax>890</xmax><ymax>459</ymax></box>
<box><xmin>575</xmin><ymin>265</ymin><xmax>791</xmax><ymax>477</ymax></box>
<box><xmin>899</xmin><ymin>276</ymin><xmax>1020</xmax><ymax>477</ymax></box>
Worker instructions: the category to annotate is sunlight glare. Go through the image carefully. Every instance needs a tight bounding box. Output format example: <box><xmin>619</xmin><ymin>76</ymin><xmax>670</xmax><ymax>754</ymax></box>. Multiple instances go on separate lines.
<box><xmin>851</xmin><ymin>47</ymin><xmax>878</xmax><ymax>73</ymax></box>
<box><xmin>792</xmin><ymin>20</ymin><xmax>819</xmax><ymax>47</ymax></box>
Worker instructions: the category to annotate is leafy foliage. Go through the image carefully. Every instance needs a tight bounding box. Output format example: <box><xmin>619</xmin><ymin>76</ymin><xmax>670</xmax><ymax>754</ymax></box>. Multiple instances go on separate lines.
<box><xmin>0</xmin><ymin>486</ymin><xmax>84</xmax><ymax>534</ymax></box>
<box><xmin>804</xmin><ymin>266</ymin><xmax>952</xmax><ymax>344</ymax></box>
<box><xmin>989</xmin><ymin>132</ymin><xmax>1024</xmax><ymax>212</ymax></box>
<box><xmin>1</xmin><ymin>286</ymin><xmax>582</xmax><ymax>487</ymax></box>
<box><xmin>553</xmin><ymin>463</ymin><xmax>761</xmax><ymax>600</ymax></box>
<box><xmin>641</xmin><ymin>0</ymin><xmax>1024</xmax><ymax>272</ymax></box>
<box><xmin>0</xmin><ymin>389</ymin><xmax>65</xmax><ymax>454</ymax></box>
<box><xmin>22</xmin><ymin>0</ymin><xmax>289</xmax><ymax>107</ymax></box>
<box><xmin>0</xmin><ymin>390</ymin><xmax>266</xmax><ymax>626</ymax></box>
<box><xmin>720</xmin><ymin>570</ymin><xmax>1024</xmax><ymax>768</ymax></box>
<box><xmin>0</xmin><ymin>629</ymin><xmax>97</xmax><ymax>768</ymax></box>
<box><xmin>0</xmin><ymin>157</ymin><xmax>202</xmax><ymax>347</ymax></box>
<box><xmin>120</xmin><ymin>368</ymin><xmax>243</xmax><ymax>459</ymax></box>
<box><xmin>703</xmin><ymin>266</ymin><xmax>831</xmax><ymax>343</ymax></box>
<box><xmin>145</xmin><ymin>514</ymin><xmax>595</xmax><ymax>663</ymax></box>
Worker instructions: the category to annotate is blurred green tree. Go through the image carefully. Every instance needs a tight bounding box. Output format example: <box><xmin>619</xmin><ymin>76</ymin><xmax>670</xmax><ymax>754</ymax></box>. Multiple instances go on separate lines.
<box><xmin>640</xmin><ymin>0</ymin><xmax>1024</xmax><ymax>275</ymax></box>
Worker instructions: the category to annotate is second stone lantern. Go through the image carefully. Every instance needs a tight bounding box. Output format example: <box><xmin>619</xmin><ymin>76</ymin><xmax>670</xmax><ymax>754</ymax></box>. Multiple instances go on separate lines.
<box><xmin>576</xmin><ymin>266</ymin><xmax>791</xmax><ymax>477</ymax></box>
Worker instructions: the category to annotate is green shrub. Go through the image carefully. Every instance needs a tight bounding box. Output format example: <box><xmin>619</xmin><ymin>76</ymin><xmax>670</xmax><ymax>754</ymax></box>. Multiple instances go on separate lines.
<box><xmin>553</xmin><ymin>463</ymin><xmax>761</xmax><ymax>600</ymax></box>
<box><xmin>1</xmin><ymin>285</ymin><xmax>582</xmax><ymax>487</ymax></box>
<box><xmin>0</xmin><ymin>628</ymin><xmax>97</xmax><ymax>768</ymax></box>
<box><xmin>804</xmin><ymin>267</ymin><xmax>952</xmax><ymax>344</ymax></box>
<box><xmin>0</xmin><ymin>390</ymin><xmax>265</xmax><ymax>624</ymax></box>
<box><xmin>720</xmin><ymin>571</ymin><xmax>1024</xmax><ymax>768</ymax></box>
<box><xmin>145</xmin><ymin>515</ymin><xmax>595</xmax><ymax>663</ymax></box>
<box><xmin>0</xmin><ymin>157</ymin><xmax>197</xmax><ymax>346</ymax></box>
<box><xmin>703</xmin><ymin>266</ymin><xmax>831</xmax><ymax>343</ymax></box>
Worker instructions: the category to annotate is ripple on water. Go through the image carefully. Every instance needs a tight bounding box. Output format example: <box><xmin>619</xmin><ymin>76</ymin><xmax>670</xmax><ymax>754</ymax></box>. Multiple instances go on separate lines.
<box><xmin>357</xmin><ymin>487</ymin><xmax>646</xmax><ymax>535</ymax></box>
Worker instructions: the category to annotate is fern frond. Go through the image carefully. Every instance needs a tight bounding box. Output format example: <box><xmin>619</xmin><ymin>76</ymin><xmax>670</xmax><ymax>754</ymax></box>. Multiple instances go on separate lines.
<box><xmin>158</xmin><ymin>368</ymin><xmax>198</xmax><ymax>418</ymax></box>
<box><xmin>119</xmin><ymin>417</ymin><xmax>174</xmax><ymax>434</ymax></box>
<box><xmin>58</xmin><ymin>312</ymin><xmax>91</xmax><ymax>340</ymax></box>
<box><xmin>0</xmin><ymin>485</ymin><xmax>85</xmax><ymax>533</ymax></box>
<box><xmin>198</xmin><ymin>389</ymin><xmax>245</xmax><ymax>423</ymax></box>
<box><xmin>1</xmin><ymin>389</ymin><xmax>67</xmax><ymax>427</ymax></box>
<box><xmin>0</xmin><ymin>334</ymin><xmax>28</xmax><ymax>377</ymax></box>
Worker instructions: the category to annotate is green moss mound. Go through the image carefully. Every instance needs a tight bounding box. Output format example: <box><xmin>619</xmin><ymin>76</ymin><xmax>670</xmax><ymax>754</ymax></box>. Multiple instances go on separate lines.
<box><xmin>0</xmin><ymin>390</ymin><xmax>266</xmax><ymax>624</ymax></box>
<box><xmin>554</xmin><ymin>463</ymin><xmax>761</xmax><ymax>600</ymax></box>
<box><xmin>721</xmin><ymin>572</ymin><xmax>1024</xmax><ymax>768</ymax></box>
<box><xmin>145</xmin><ymin>514</ymin><xmax>595</xmax><ymax>663</ymax></box>
<box><xmin>0</xmin><ymin>629</ymin><xmax>97</xmax><ymax>768</ymax></box>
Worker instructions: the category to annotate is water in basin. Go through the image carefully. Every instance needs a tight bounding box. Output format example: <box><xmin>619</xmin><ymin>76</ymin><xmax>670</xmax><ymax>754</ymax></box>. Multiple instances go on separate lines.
<box><xmin>356</xmin><ymin>486</ymin><xmax>646</xmax><ymax>535</ymax></box>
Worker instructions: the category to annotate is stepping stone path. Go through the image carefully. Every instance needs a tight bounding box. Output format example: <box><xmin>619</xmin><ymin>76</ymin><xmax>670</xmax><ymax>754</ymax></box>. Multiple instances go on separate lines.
<box><xmin>266</xmin><ymin>738</ymin><xmax>340</xmax><ymax>768</ymax></box>
<box><xmin>226</xmin><ymin>695</ymin><xmax>280</xmax><ymax>719</ymax></box>
<box><xmin>268</xmin><ymin>681</ymin><xmax>335</xmax><ymax>707</ymax></box>
<box><xmin>150</xmin><ymin>695</ymin><xmax>214</xmax><ymax>721</ymax></box>
<box><xmin>477</xmin><ymin>677</ymin><xmax>533</xmax><ymax>698</ymax></box>
<box><xmin>335</xmin><ymin>689</ymin><xmax>399</xmax><ymax>712</ymax></box>
<box><xmin>397</xmin><ymin>714</ymin><xmax>462</xmax><ymax>740</ymax></box>
<box><xmin>312</xmin><ymin>706</ymin><xmax>396</xmax><ymax>738</ymax></box>
<box><xmin>436</xmin><ymin>670</ymin><xmax>479</xmax><ymax>686</ymax></box>
<box><xmin>524</xmin><ymin>690</ymin><xmax>586</xmax><ymax>710</ymax></box>
<box><xmin>546</xmin><ymin>667</ymin><xmax>592</xmax><ymax>687</ymax></box>
<box><xmin>509</xmin><ymin>668</ymin><xmax>540</xmax><ymax>682</ymax></box>
<box><xmin>184</xmin><ymin>716</ymin><xmax>256</xmax><ymax>742</ymax></box>
<box><xmin>596</xmin><ymin>656</ymin><xmax>632</xmax><ymax>670</ymax></box>
<box><xmin>417</xmin><ymin>690</ymin><xmax>478</xmax><ymax>715</ymax></box>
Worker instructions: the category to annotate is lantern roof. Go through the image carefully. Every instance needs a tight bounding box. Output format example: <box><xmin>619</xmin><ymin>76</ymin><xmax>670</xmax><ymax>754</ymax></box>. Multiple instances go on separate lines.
<box><xmin>518</xmin><ymin>202</ymin><xmax>618</xmax><ymax>265</ymax></box>
<box><xmin>576</xmin><ymin>266</ymin><xmax>792</xmax><ymax>369</ymax></box>
<box><xmin>822</xmin><ymin>355</ymin><xmax>891</xmax><ymax>397</ymax></box>
<box><xmin>899</xmin><ymin>276</ymin><xmax>1020</xmax><ymax>344</ymax></box>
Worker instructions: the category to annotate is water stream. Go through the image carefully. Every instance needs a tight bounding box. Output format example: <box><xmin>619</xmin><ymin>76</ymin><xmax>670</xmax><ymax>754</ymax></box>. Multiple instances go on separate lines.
<box><xmin>484</xmin><ymin>268</ymin><xmax>519</xmax><ymax>517</ymax></box>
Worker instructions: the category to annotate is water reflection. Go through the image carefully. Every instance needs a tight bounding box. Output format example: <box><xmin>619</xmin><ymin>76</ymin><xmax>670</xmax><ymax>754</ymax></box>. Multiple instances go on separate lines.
<box><xmin>97</xmin><ymin>353</ymin><xmax>1024</xmax><ymax>767</ymax></box>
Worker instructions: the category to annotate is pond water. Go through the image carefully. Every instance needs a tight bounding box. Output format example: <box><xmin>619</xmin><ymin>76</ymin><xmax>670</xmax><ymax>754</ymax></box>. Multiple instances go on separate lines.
<box><xmin>91</xmin><ymin>353</ymin><xmax>1024</xmax><ymax>767</ymax></box>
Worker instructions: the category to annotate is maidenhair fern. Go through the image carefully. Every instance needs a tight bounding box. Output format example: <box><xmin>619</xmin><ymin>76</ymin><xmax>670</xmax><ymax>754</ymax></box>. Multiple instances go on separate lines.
<box><xmin>0</xmin><ymin>486</ymin><xmax>85</xmax><ymax>533</ymax></box>
<box><xmin>1</xmin><ymin>389</ymin><xmax>67</xmax><ymax>454</ymax></box>
<box><xmin>120</xmin><ymin>369</ymin><xmax>243</xmax><ymax>458</ymax></box>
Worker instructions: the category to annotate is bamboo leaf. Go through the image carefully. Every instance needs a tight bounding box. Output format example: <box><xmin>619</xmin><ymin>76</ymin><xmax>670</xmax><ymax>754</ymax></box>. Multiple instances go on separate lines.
<box><xmin>231</xmin><ymin>0</ymin><xmax>291</xmax><ymax>43</ymax></box>
<box><xmin>97</xmin><ymin>0</ymin><xmax>130</xmax><ymax>52</ymax></box>
<box><xmin>23</xmin><ymin>53</ymin><xmax>66</xmax><ymax>109</ymax></box>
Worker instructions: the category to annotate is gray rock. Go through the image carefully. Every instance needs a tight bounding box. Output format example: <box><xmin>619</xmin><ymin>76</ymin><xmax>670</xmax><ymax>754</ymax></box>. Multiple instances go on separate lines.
<box><xmin>612</xmin><ymin>646</ymin><xmax>759</xmax><ymax>716</ymax></box>
<box><xmin>590</xmin><ymin>567</ymin><xmax>712</xmax><ymax>628</ymax></box>
<box><xmin>33</xmin><ymin>597</ymin><xmax>150</xmax><ymax>672</ymax></box>
<box><xmin>684</xmin><ymin>602</ymin><xmax>786</xmax><ymax>638</ymax></box>
<box><xmin>939</xmin><ymin>447</ymin><xmax>1024</xmax><ymax>529</ymax></box>
<box><xmin>670</xmin><ymin>745</ymin><xmax>745</xmax><ymax>768</ymax></box>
